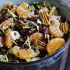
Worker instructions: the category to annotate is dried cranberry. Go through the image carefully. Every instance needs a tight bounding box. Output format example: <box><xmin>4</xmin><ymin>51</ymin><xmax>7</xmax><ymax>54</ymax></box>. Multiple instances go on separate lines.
<box><xmin>31</xmin><ymin>17</ymin><xmax>37</xmax><ymax>21</ymax></box>
<box><xmin>39</xmin><ymin>25</ymin><xmax>49</xmax><ymax>34</ymax></box>
<box><xmin>16</xmin><ymin>38</ymin><xmax>25</xmax><ymax>46</ymax></box>
<box><xmin>28</xmin><ymin>29</ymin><xmax>36</xmax><ymax>35</ymax></box>
<box><xmin>34</xmin><ymin>10</ymin><xmax>38</xmax><ymax>15</ymax></box>
<box><xmin>28</xmin><ymin>30</ymin><xmax>33</xmax><ymax>35</ymax></box>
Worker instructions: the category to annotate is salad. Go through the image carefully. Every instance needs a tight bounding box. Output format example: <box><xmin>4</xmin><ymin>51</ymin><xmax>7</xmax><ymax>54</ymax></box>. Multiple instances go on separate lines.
<box><xmin>0</xmin><ymin>1</ymin><xmax>69</xmax><ymax>63</ymax></box>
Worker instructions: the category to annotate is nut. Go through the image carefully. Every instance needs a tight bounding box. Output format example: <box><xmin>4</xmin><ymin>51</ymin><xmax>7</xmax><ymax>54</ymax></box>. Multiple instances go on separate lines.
<box><xmin>39</xmin><ymin>12</ymin><xmax>49</xmax><ymax>26</ymax></box>
<box><xmin>60</xmin><ymin>21</ymin><xmax>69</xmax><ymax>34</ymax></box>
<box><xmin>0</xmin><ymin>18</ymin><xmax>13</xmax><ymax>30</ymax></box>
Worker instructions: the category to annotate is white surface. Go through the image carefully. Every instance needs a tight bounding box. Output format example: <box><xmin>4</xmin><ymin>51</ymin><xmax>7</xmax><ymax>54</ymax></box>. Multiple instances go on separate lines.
<box><xmin>62</xmin><ymin>0</ymin><xmax>70</xmax><ymax>8</ymax></box>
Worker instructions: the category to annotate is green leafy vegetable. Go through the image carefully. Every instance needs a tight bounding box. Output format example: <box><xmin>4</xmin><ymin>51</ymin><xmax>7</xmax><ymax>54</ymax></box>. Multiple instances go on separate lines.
<box><xmin>7</xmin><ymin>9</ymin><xmax>17</xmax><ymax>18</ymax></box>
<box><xmin>0</xmin><ymin>55</ymin><xmax>8</xmax><ymax>62</ymax></box>
<box><xmin>32</xmin><ymin>2</ymin><xmax>40</xmax><ymax>9</ymax></box>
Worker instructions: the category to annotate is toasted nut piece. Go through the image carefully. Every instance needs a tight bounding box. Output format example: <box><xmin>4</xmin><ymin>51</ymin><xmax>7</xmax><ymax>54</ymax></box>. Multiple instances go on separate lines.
<box><xmin>39</xmin><ymin>12</ymin><xmax>49</xmax><ymax>26</ymax></box>
<box><xmin>60</xmin><ymin>22</ymin><xmax>69</xmax><ymax>34</ymax></box>
<box><xmin>49</xmin><ymin>25</ymin><xmax>64</xmax><ymax>37</ymax></box>
<box><xmin>30</xmin><ymin>32</ymin><xmax>46</xmax><ymax>50</ymax></box>
<box><xmin>49</xmin><ymin>7</ymin><xmax>58</xmax><ymax>15</ymax></box>
<box><xmin>0</xmin><ymin>18</ymin><xmax>13</xmax><ymax>30</ymax></box>
<box><xmin>16</xmin><ymin>6</ymin><xmax>33</xmax><ymax>18</ymax></box>
<box><xmin>11</xmin><ymin>46</ymin><xmax>40</xmax><ymax>59</ymax></box>
<box><xmin>5</xmin><ymin>28</ymin><xmax>13</xmax><ymax>48</ymax></box>
<box><xmin>34</xmin><ymin>40</ymin><xmax>46</xmax><ymax>50</ymax></box>
<box><xmin>35</xmin><ymin>40</ymin><xmax>46</xmax><ymax>47</ymax></box>
<box><xmin>46</xmin><ymin>38</ymin><xmax>65</xmax><ymax>55</ymax></box>
<box><xmin>30</xmin><ymin>32</ymin><xmax>43</xmax><ymax>41</ymax></box>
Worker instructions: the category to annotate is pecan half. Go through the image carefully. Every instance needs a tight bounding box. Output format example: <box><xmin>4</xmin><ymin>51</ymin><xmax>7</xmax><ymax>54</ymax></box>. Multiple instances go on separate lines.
<box><xmin>60</xmin><ymin>22</ymin><xmax>69</xmax><ymax>34</ymax></box>
<box><xmin>39</xmin><ymin>12</ymin><xmax>49</xmax><ymax>26</ymax></box>
<box><xmin>0</xmin><ymin>18</ymin><xmax>13</xmax><ymax>30</ymax></box>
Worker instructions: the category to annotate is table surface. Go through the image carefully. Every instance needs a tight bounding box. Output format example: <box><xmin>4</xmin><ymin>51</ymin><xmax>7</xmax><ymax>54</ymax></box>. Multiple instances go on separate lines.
<box><xmin>60</xmin><ymin>0</ymin><xmax>70</xmax><ymax>70</ymax></box>
<box><xmin>64</xmin><ymin>47</ymin><xmax>70</xmax><ymax>70</ymax></box>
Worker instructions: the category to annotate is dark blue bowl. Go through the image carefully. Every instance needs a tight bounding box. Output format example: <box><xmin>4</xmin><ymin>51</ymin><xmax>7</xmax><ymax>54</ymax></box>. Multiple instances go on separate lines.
<box><xmin>0</xmin><ymin>0</ymin><xmax>70</xmax><ymax>70</ymax></box>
